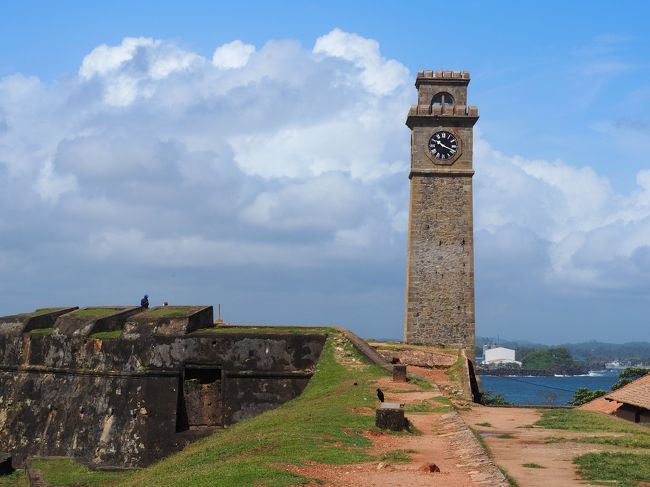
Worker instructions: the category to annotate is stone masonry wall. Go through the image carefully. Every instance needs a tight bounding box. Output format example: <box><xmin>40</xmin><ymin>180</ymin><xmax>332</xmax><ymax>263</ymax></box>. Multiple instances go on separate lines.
<box><xmin>0</xmin><ymin>329</ymin><xmax>325</xmax><ymax>467</ymax></box>
<box><xmin>404</xmin><ymin>174</ymin><xmax>475</xmax><ymax>354</ymax></box>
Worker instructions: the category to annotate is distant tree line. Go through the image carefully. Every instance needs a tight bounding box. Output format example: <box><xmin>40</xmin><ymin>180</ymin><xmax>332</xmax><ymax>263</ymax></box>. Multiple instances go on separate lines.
<box><xmin>521</xmin><ymin>347</ymin><xmax>574</xmax><ymax>370</ymax></box>
<box><xmin>569</xmin><ymin>368</ymin><xmax>649</xmax><ymax>406</ymax></box>
<box><xmin>477</xmin><ymin>337</ymin><xmax>650</xmax><ymax>366</ymax></box>
<box><xmin>477</xmin><ymin>346</ymin><xmax>587</xmax><ymax>374</ymax></box>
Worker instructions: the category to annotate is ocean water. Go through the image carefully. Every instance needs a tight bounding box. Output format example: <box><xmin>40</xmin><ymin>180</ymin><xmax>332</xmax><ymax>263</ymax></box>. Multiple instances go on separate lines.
<box><xmin>479</xmin><ymin>371</ymin><xmax>620</xmax><ymax>406</ymax></box>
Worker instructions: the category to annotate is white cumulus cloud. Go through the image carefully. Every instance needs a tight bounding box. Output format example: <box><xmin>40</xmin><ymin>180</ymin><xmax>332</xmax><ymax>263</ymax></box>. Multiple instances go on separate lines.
<box><xmin>2</xmin><ymin>28</ymin><xmax>650</xmax><ymax>341</ymax></box>
<box><xmin>314</xmin><ymin>28</ymin><xmax>410</xmax><ymax>96</ymax></box>
<box><xmin>212</xmin><ymin>40</ymin><xmax>256</xmax><ymax>69</ymax></box>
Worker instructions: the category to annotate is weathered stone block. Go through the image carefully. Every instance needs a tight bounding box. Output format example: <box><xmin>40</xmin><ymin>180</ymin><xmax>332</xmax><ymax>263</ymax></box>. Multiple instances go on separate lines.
<box><xmin>375</xmin><ymin>403</ymin><xmax>405</xmax><ymax>431</ymax></box>
<box><xmin>392</xmin><ymin>364</ymin><xmax>407</xmax><ymax>382</ymax></box>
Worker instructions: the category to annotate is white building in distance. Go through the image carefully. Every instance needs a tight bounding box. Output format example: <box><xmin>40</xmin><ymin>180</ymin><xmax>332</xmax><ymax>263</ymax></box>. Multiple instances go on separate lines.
<box><xmin>483</xmin><ymin>345</ymin><xmax>522</xmax><ymax>366</ymax></box>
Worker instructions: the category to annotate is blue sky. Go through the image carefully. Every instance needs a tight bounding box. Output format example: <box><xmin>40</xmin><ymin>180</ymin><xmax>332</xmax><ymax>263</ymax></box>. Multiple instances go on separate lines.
<box><xmin>1</xmin><ymin>1</ymin><xmax>650</xmax><ymax>343</ymax></box>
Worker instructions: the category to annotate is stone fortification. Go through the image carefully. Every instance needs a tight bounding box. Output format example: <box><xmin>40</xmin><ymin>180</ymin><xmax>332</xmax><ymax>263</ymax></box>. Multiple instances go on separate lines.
<box><xmin>0</xmin><ymin>306</ymin><xmax>325</xmax><ymax>468</ymax></box>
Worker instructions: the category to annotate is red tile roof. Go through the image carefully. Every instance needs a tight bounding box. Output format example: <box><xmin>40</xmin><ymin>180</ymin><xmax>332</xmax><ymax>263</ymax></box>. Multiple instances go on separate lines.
<box><xmin>580</xmin><ymin>395</ymin><xmax>622</xmax><ymax>414</ymax></box>
<box><xmin>605</xmin><ymin>374</ymin><xmax>650</xmax><ymax>410</ymax></box>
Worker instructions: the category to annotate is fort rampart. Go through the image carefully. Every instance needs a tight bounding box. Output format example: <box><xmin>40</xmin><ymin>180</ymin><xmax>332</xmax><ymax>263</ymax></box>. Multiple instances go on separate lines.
<box><xmin>0</xmin><ymin>306</ymin><xmax>325</xmax><ymax>468</ymax></box>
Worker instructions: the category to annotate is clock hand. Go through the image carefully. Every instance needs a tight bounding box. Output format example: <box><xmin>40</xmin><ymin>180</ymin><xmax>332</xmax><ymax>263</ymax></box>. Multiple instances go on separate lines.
<box><xmin>436</xmin><ymin>140</ymin><xmax>452</xmax><ymax>151</ymax></box>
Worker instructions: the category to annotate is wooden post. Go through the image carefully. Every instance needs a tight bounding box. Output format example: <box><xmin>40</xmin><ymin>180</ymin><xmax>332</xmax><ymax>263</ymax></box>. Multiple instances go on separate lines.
<box><xmin>215</xmin><ymin>304</ymin><xmax>224</xmax><ymax>325</ymax></box>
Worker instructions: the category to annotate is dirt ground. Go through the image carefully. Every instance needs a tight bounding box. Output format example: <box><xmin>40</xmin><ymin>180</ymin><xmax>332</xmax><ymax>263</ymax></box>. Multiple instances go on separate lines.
<box><xmin>461</xmin><ymin>406</ymin><xmax>614</xmax><ymax>487</ymax></box>
<box><xmin>285</xmin><ymin>340</ymin><xmax>626</xmax><ymax>487</ymax></box>
<box><xmin>286</xmin><ymin>383</ymin><xmax>629</xmax><ymax>486</ymax></box>
<box><xmin>287</xmin><ymin>377</ymin><xmax>508</xmax><ymax>487</ymax></box>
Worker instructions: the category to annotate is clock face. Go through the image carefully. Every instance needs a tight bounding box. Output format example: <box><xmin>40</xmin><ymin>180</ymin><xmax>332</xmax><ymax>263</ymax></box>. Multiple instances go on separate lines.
<box><xmin>428</xmin><ymin>131</ymin><xmax>458</xmax><ymax>161</ymax></box>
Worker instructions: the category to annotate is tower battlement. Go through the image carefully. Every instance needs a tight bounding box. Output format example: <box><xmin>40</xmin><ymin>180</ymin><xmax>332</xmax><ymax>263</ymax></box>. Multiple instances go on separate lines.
<box><xmin>416</xmin><ymin>70</ymin><xmax>470</xmax><ymax>81</ymax></box>
<box><xmin>414</xmin><ymin>69</ymin><xmax>472</xmax><ymax>106</ymax></box>
<box><xmin>407</xmin><ymin>103</ymin><xmax>479</xmax><ymax>118</ymax></box>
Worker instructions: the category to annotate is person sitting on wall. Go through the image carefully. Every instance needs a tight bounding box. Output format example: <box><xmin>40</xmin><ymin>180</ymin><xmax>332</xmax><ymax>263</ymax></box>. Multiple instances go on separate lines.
<box><xmin>140</xmin><ymin>294</ymin><xmax>149</xmax><ymax>309</ymax></box>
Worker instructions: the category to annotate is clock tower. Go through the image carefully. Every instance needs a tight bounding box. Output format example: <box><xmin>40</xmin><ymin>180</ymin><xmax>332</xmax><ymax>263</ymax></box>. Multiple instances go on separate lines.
<box><xmin>403</xmin><ymin>70</ymin><xmax>479</xmax><ymax>358</ymax></box>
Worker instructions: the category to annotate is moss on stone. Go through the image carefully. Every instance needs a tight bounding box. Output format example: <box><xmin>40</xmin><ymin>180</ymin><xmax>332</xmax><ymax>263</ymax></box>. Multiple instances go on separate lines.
<box><xmin>70</xmin><ymin>308</ymin><xmax>124</xmax><ymax>318</ymax></box>
<box><xmin>29</xmin><ymin>328</ymin><xmax>53</xmax><ymax>335</ymax></box>
<box><xmin>89</xmin><ymin>330</ymin><xmax>122</xmax><ymax>340</ymax></box>
<box><xmin>136</xmin><ymin>307</ymin><xmax>198</xmax><ymax>318</ymax></box>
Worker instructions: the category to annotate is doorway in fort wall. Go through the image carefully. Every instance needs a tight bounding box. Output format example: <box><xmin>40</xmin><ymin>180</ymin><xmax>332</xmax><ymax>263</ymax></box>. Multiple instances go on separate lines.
<box><xmin>178</xmin><ymin>364</ymin><xmax>224</xmax><ymax>430</ymax></box>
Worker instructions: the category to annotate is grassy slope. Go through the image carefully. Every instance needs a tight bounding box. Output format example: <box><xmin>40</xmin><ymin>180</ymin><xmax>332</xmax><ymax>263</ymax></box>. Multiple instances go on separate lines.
<box><xmin>32</xmin><ymin>459</ymin><xmax>133</xmax><ymax>486</ymax></box>
<box><xmin>536</xmin><ymin>409</ymin><xmax>650</xmax><ymax>485</ymax></box>
<box><xmin>115</xmin><ymin>334</ymin><xmax>388</xmax><ymax>487</ymax></box>
<box><xmin>536</xmin><ymin>409</ymin><xmax>643</xmax><ymax>433</ymax></box>
<box><xmin>0</xmin><ymin>471</ymin><xmax>27</xmax><ymax>487</ymax></box>
<box><xmin>574</xmin><ymin>452</ymin><xmax>650</xmax><ymax>487</ymax></box>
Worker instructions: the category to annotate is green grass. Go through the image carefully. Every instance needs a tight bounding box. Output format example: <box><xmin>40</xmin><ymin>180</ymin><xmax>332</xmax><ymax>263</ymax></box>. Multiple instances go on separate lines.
<box><xmin>405</xmin><ymin>375</ymin><xmax>434</xmax><ymax>391</ymax></box>
<box><xmin>377</xmin><ymin>449</ymin><xmax>416</xmax><ymax>463</ymax></box>
<box><xmin>0</xmin><ymin>470</ymin><xmax>27</xmax><ymax>487</ymax></box>
<box><xmin>495</xmin><ymin>434</ymin><xmax>515</xmax><ymax>439</ymax></box>
<box><xmin>446</xmin><ymin>351</ymin><xmax>469</xmax><ymax>396</ymax></box>
<box><xmin>522</xmin><ymin>463</ymin><xmax>545</xmax><ymax>469</ymax></box>
<box><xmin>573</xmin><ymin>433</ymin><xmax>650</xmax><ymax>449</ymax></box>
<box><xmin>476</xmin><ymin>421</ymin><xmax>492</xmax><ymax>427</ymax></box>
<box><xmin>16</xmin><ymin>307</ymin><xmax>65</xmax><ymax>318</ymax></box>
<box><xmin>535</xmin><ymin>409</ymin><xmax>642</xmax><ymax>434</ymax></box>
<box><xmin>194</xmin><ymin>326</ymin><xmax>331</xmax><ymax>335</ymax></box>
<box><xmin>32</xmin><ymin>459</ymin><xmax>133</xmax><ymax>486</ymax></box>
<box><xmin>403</xmin><ymin>400</ymin><xmax>452</xmax><ymax>414</ymax></box>
<box><xmin>574</xmin><ymin>452</ymin><xmax>650</xmax><ymax>487</ymax></box>
<box><xmin>136</xmin><ymin>307</ymin><xmax>199</xmax><ymax>318</ymax></box>
<box><xmin>537</xmin><ymin>409</ymin><xmax>650</xmax><ymax>448</ymax></box>
<box><xmin>89</xmin><ymin>330</ymin><xmax>123</xmax><ymax>340</ymax></box>
<box><xmin>116</xmin><ymin>334</ymin><xmax>395</xmax><ymax>487</ymax></box>
<box><xmin>432</xmin><ymin>395</ymin><xmax>452</xmax><ymax>405</ymax></box>
<box><xmin>70</xmin><ymin>308</ymin><xmax>125</xmax><ymax>319</ymax></box>
<box><xmin>29</xmin><ymin>327</ymin><xmax>53</xmax><ymax>335</ymax></box>
<box><xmin>535</xmin><ymin>408</ymin><xmax>650</xmax><ymax>485</ymax></box>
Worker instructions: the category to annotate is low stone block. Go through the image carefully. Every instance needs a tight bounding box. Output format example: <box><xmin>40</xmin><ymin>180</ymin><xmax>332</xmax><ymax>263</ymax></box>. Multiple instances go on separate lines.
<box><xmin>375</xmin><ymin>403</ymin><xmax>405</xmax><ymax>431</ymax></box>
<box><xmin>392</xmin><ymin>364</ymin><xmax>407</xmax><ymax>382</ymax></box>
<box><xmin>0</xmin><ymin>452</ymin><xmax>12</xmax><ymax>475</ymax></box>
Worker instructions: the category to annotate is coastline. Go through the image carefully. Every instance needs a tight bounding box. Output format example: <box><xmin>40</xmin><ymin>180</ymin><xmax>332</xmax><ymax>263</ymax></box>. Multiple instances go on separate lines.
<box><xmin>475</xmin><ymin>367</ymin><xmax>592</xmax><ymax>377</ymax></box>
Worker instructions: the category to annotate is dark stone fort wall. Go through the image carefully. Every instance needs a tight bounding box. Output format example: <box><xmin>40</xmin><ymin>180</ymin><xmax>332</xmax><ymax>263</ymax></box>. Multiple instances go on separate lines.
<box><xmin>0</xmin><ymin>332</ymin><xmax>326</xmax><ymax>467</ymax></box>
<box><xmin>0</xmin><ymin>370</ymin><xmax>179</xmax><ymax>467</ymax></box>
<box><xmin>1</xmin><ymin>333</ymin><xmax>323</xmax><ymax>373</ymax></box>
